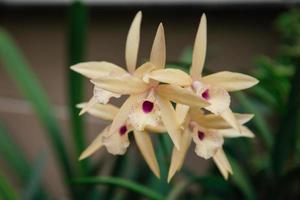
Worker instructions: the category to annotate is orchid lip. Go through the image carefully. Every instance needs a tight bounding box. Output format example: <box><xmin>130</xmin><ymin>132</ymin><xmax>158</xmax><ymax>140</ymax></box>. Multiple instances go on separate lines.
<box><xmin>201</xmin><ymin>89</ymin><xmax>209</xmax><ymax>100</ymax></box>
<box><xmin>119</xmin><ymin>125</ymin><xmax>127</xmax><ymax>136</ymax></box>
<box><xmin>142</xmin><ymin>100</ymin><xmax>154</xmax><ymax>113</ymax></box>
<box><xmin>198</xmin><ymin>131</ymin><xmax>205</xmax><ymax>140</ymax></box>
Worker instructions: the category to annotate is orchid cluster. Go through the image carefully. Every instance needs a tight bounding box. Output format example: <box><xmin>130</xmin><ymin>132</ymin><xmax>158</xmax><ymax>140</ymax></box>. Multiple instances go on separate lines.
<box><xmin>71</xmin><ymin>11</ymin><xmax>258</xmax><ymax>181</ymax></box>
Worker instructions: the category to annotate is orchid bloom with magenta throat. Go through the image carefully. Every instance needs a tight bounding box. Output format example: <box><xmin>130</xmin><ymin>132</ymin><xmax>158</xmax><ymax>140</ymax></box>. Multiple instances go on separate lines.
<box><xmin>70</xmin><ymin>11</ymin><xmax>258</xmax><ymax>181</ymax></box>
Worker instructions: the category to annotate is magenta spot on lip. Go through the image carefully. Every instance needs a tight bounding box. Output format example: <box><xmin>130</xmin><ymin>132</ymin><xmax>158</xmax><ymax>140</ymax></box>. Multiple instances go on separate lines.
<box><xmin>142</xmin><ymin>100</ymin><xmax>154</xmax><ymax>113</ymax></box>
<box><xmin>119</xmin><ymin>125</ymin><xmax>127</xmax><ymax>136</ymax></box>
<box><xmin>201</xmin><ymin>89</ymin><xmax>210</xmax><ymax>100</ymax></box>
<box><xmin>198</xmin><ymin>131</ymin><xmax>205</xmax><ymax>140</ymax></box>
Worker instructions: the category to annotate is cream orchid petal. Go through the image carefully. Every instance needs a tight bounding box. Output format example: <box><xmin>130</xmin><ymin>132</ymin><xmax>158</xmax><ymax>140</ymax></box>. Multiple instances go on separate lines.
<box><xmin>145</xmin><ymin>124</ymin><xmax>166</xmax><ymax>133</ymax></box>
<box><xmin>133</xmin><ymin>130</ymin><xmax>160</xmax><ymax>178</ymax></box>
<box><xmin>192</xmin><ymin>128</ymin><xmax>224</xmax><ymax>160</ymax></box>
<box><xmin>91</xmin><ymin>75</ymin><xmax>149</xmax><ymax>95</ymax></box>
<box><xmin>212</xmin><ymin>149</ymin><xmax>233</xmax><ymax>180</ymax></box>
<box><xmin>102</xmin><ymin>128</ymin><xmax>130</xmax><ymax>155</ymax></box>
<box><xmin>156</xmin><ymin>85</ymin><xmax>210</xmax><ymax>108</ymax></box>
<box><xmin>175</xmin><ymin>104</ymin><xmax>190</xmax><ymax>126</ymax></box>
<box><xmin>77</xmin><ymin>97</ymin><xmax>98</xmax><ymax>116</ymax></box>
<box><xmin>220</xmin><ymin>108</ymin><xmax>240</xmax><ymax>131</ymax></box>
<box><xmin>201</xmin><ymin>71</ymin><xmax>259</xmax><ymax>92</ymax></box>
<box><xmin>156</xmin><ymin>95</ymin><xmax>181</xmax><ymax>150</ymax></box>
<box><xmin>218</xmin><ymin>126</ymin><xmax>255</xmax><ymax>138</ymax></box>
<box><xmin>110</xmin><ymin>94</ymin><xmax>145</xmax><ymax>135</ymax></box>
<box><xmin>203</xmin><ymin>86</ymin><xmax>231</xmax><ymax>115</ymax></box>
<box><xmin>134</xmin><ymin>62</ymin><xmax>157</xmax><ymax>78</ymax></box>
<box><xmin>125</xmin><ymin>11</ymin><xmax>142</xmax><ymax>73</ymax></box>
<box><xmin>150</xmin><ymin>23</ymin><xmax>166</xmax><ymax>68</ymax></box>
<box><xmin>190</xmin><ymin>14</ymin><xmax>207</xmax><ymax>79</ymax></box>
<box><xmin>77</xmin><ymin>102</ymin><xmax>118</xmax><ymax>121</ymax></box>
<box><xmin>93</xmin><ymin>87</ymin><xmax>121</xmax><ymax>104</ymax></box>
<box><xmin>168</xmin><ymin>129</ymin><xmax>192</xmax><ymax>182</ymax></box>
<box><xmin>79</xmin><ymin>127</ymin><xmax>108</xmax><ymax>160</ymax></box>
<box><xmin>143</xmin><ymin>69</ymin><xmax>192</xmax><ymax>86</ymax></box>
<box><xmin>70</xmin><ymin>61</ymin><xmax>127</xmax><ymax>79</ymax></box>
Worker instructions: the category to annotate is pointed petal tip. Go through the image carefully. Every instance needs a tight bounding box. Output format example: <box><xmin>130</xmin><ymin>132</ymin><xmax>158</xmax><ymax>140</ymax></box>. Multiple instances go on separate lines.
<box><xmin>78</xmin><ymin>153</ymin><xmax>87</xmax><ymax>161</ymax></box>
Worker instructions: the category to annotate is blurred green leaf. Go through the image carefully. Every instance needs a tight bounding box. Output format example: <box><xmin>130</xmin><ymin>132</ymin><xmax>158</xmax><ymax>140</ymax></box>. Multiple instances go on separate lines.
<box><xmin>0</xmin><ymin>170</ymin><xmax>18</xmax><ymax>200</ymax></box>
<box><xmin>0</xmin><ymin>28</ymin><xmax>73</xmax><ymax>187</ymax></box>
<box><xmin>68</xmin><ymin>0</ymin><xmax>88</xmax><ymax>175</ymax></box>
<box><xmin>22</xmin><ymin>151</ymin><xmax>47</xmax><ymax>200</ymax></box>
<box><xmin>229</xmin><ymin>156</ymin><xmax>256</xmax><ymax>200</ymax></box>
<box><xmin>72</xmin><ymin>177</ymin><xmax>164</xmax><ymax>200</ymax></box>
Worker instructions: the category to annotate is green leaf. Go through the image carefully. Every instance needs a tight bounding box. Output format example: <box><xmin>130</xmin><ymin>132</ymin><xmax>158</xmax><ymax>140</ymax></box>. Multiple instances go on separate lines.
<box><xmin>68</xmin><ymin>0</ymin><xmax>89</xmax><ymax>175</ymax></box>
<box><xmin>0</xmin><ymin>28</ymin><xmax>72</xmax><ymax>186</ymax></box>
<box><xmin>72</xmin><ymin>177</ymin><xmax>164</xmax><ymax>200</ymax></box>
<box><xmin>0</xmin><ymin>170</ymin><xmax>18</xmax><ymax>200</ymax></box>
<box><xmin>22</xmin><ymin>151</ymin><xmax>47</xmax><ymax>200</ymax></box>
<box><xmin>229</xmin><ymin>156</ymin><xmax>256</xmax><ymax>200</ymax></box>
<box><xmin>234</xmin><ymin>92</ymin><xmax>273</xmax><ymax>150</ymax></box>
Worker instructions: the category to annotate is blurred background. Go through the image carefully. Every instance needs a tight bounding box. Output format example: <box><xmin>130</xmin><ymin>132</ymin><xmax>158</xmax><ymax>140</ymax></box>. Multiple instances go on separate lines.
<box><xmin>1</xmin><ymin>0</ymin><xmax>300</xmax><ymax>199</ymax></box>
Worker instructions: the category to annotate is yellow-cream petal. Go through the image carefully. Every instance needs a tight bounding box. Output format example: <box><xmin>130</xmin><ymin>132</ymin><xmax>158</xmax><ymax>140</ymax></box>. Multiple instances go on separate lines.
<box><xmin>77</xmin><ymin>97</ymin><xmax>98</xmax><ymax>116</ymax></box>
<box><xmin>190</xmin><ymin>14</ymin><xmax>207</xmax><ymax>79</ymax></box>
<box><xmin>70</xmin><ymin>61</ymin><xmax>126</xmax><ymax>79</ymax></box>
<box><xmin>101</xmin><ymin>128</ymin><xmax>130</xmax><ymax>155</ymax></box>
<box><xmin>201</xmin><ymin>71</ymin><xmax>259</xmax><ymax>92</ymax></box>
<box><xmin>168</xmin><ymin>129</ymin><xmax>192</xmax><ymax>182</ymax></box>
<box><xmin>77</xmin><ymin>102</ymin><xmax>118</xmax><ymax>121</ymax></box>
<box><xmin>126</xmin><ymin>11</ymin><xmax>142</xmax><ymax>73</ymax></box>
<box><xmin>143</xmin><ymin>69</ymin><xmax>192</xmax><ymax>86</ymax></box>
<box><xmin>91</xmin><ymin>75</ymin><xmax>149</xmax><ymax>95</ymax></box>
<box><xmin>220</xmin><ymin>108</ymin><xmax>240</xmax><ymax>131</ymax></box>
<box><xmin>79</xmin><ymin>127</ymin><xmax>108</xmax><ymax>160</ymax></box>
<box><xmin>134</xmin><ymin>62</ymin><xmax>157</xmax><ymax>78</ymax></box>
<box><xmin>156</xmin><ymin>85</ymin><xmax>210</xmax><ymax>108</ymax></box>
<box><xmin>133</xmin><ymin>130</ymin><xmax>160</xmax><ymax>178</ymax></box>
<box><xmin>175</xmin><ymin>103</ymin><xmax>190</xmax><ymax>126</ymax></box>
<box><xmin>212</xmin><ymin>149</ymin><xmax>233</xmax><ymax>180</ymax></box>
<box><xmin>156</xmin><ymin>95</ymin><xmax>181</xmax><ymax>150</ymax></box>
<box><xmin>110</xmin><ymin>94</ymin><xmax>145</xmax><ymax>135</ymax></box>
<box><xmin>93</xmin><ymin>86</ymin><xmax>121</xmax><ymax>104</ymax></box>
<box><xmin>150</xmin><ymin>23</ymin><xmax>166</xmax><ymax>68</ymax></box>
<box><xmin>218</xmin><ymin>126</ymin><xmax>255</xmax><ymax>138</ymax></box>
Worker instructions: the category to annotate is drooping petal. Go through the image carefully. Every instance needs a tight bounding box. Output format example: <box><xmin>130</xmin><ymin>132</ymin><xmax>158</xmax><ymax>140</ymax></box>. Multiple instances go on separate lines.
<box><xmin>212</xmin><ymin>149</ymin><xmax>233</xmax><ymax>180</ymax></box>
<box><xmin>110</xmin><ymin>94</ymin><xmax>145</xmax><ymax>135</ymax></box>
<box><xmin>93</xmin><ymin>86</ymin><xmax>121</xmax><ymax>104</ymax></box>
<box><xmin>102</xmin><ymin>127</ymin><xmax>130</xmax><ymax>155</ymax></box>
<box><xmin>201</xmin><ymin>71</ymin><xmax>259</xmax><ymax>92</ymax></box>
<box><xmin>143</xmin><ymin>69</ymin><xmax>192</xmax><ymax>86</ymax></box>
<box><xmin>77</xmin><ymin>102</ymin><xmax>118</xmax><ymax>121</ymax></box>
<box><xmin>134</xmin><ymin>62</ymin><xmax>157</xmax><ymax>78</ymax></box>
<box><xmin>133</xmin><ymin>130</ymin><xmax>160</xmax><ymax>178</ymax></box>
<box><xmin>175</xmin><ymin>103</ymin><xmax>190</xmax><ymax>126</ymax></box>
<box><xmin>79</xmin><ymin>127</ymin><xmax>109</xmax><ymax>160</ymax></box>
<box><xmin>190</xmin><ymin>14</ymin><xmax>207</xmax><ymax>79</ymax></box>
<box><xmin>70</xmin><ymin>61</ymin><xmax>127</xmax><ymax>79</ymax></box>
<box><xmin>218</xmin><ymin>126</ymin><xmax>255</xmax><ymax>138</ymax></box>
<box><xmin>190</xmin><ymin>110</ymin><xmax>254</xmax><ymax>129</ymax></box>
<box><xmin>150</xmin><ymin>23</ymin><xmax>166</xmax><ymax>68</ymax></box>
<box><xmin>168</xmin><ymin>129</ymin><xmax>192</xmax><ymax>182</ymax></box>
<box><xmin>156</xmin><ymin>85</ymin><xmax>210</xmax><ymax>108</ymax></box>
<box><xmin>192</xmin><ymin>128</ymin><xmax>224</xmax><ymax>159</ymax></box>
<box><xmin>91</xmin><ymin>75</ymin><xmax>149</xmax><ymax>95</ymax></box>
<box><xmin>156</xmin><ymin>95</ymin><xmax>181</xmax><ymax>150</ymax></box>
<box><xmin>126</xmin><ymin>11</ymin><xmax>142</xmax><ymax>73</ymax></box>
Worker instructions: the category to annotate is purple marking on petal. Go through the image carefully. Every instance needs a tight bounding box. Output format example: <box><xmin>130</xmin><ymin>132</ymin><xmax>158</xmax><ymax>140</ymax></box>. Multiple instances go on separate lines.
<box><xmin>142</xmin><ymin>100</ymin><xmax>154</xmax><ymax>113</ymax></box>
<box><xmin>198</xmin><ymin>131</ymin><xmax>205</xmax><ymax>140</ymax></box>
<box><xmin>119</xmin><ymin>125</ymin><xmax>127</xmax><ymax>136</ymax></box>
<box><xmin>201</xmin><ymin>89</ymin><xmax>210</xmax><ymax>100</ymax></box>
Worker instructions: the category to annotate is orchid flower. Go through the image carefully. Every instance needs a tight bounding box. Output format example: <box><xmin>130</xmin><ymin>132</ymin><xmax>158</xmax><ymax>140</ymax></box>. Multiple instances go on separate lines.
<box><xmin>144</xmin><ymin>14</ymin><xmax>259</xmax><ymax>131</ymax></box>
<box><xmin>81</xmin><ymin>12</ymin><xmax>209</xmax><ymax>150</ymax></box>
<box><xmin>77</xmin><ymin>102</ymin><xmax>165</xmax><ymax>178</ymax></box>
<box><xmin>167</xmin><ymin>107</ymin><xmax>255</xmax><ymax>182</ymax></box>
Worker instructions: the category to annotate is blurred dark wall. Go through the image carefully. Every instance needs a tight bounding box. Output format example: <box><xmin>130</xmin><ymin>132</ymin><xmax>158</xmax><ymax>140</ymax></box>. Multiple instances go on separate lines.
<box><xmin>0</xmin><ymin>4</ymin><xmax>283</xmax><ymax>197</ymax></box>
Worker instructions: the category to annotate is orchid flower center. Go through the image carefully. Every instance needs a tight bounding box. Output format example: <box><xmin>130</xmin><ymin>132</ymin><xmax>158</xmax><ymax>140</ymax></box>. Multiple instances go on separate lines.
<box><xmin>197</xmin><ymin>131</ymin><xmax>205</xmax><ymax>140</ymax></box>
<box><xmin>201</xmin><ymin>89</ymin><xmax>210</xmax><ymax>100</ymax></box>
<box><xmin>119</xmin><ymin>125</ymin><xmax>127</xmax><ymax>136</ymax></box>
<box><xmin>142</xmin><ymin>100</ymin><xmax>154</xmax><ymax>113</ymax></box>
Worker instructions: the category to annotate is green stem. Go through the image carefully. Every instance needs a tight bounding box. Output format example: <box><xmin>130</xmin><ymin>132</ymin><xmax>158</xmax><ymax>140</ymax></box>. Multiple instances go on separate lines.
<box><xmin>68</xmin><ymin>0</ymin><xmax>88</xmax><ymax>175</ymax></box>
<box><xmin>72</xmin><ymin>177</ymin><xmax>164</xmax><ymax>200</ymax></box>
